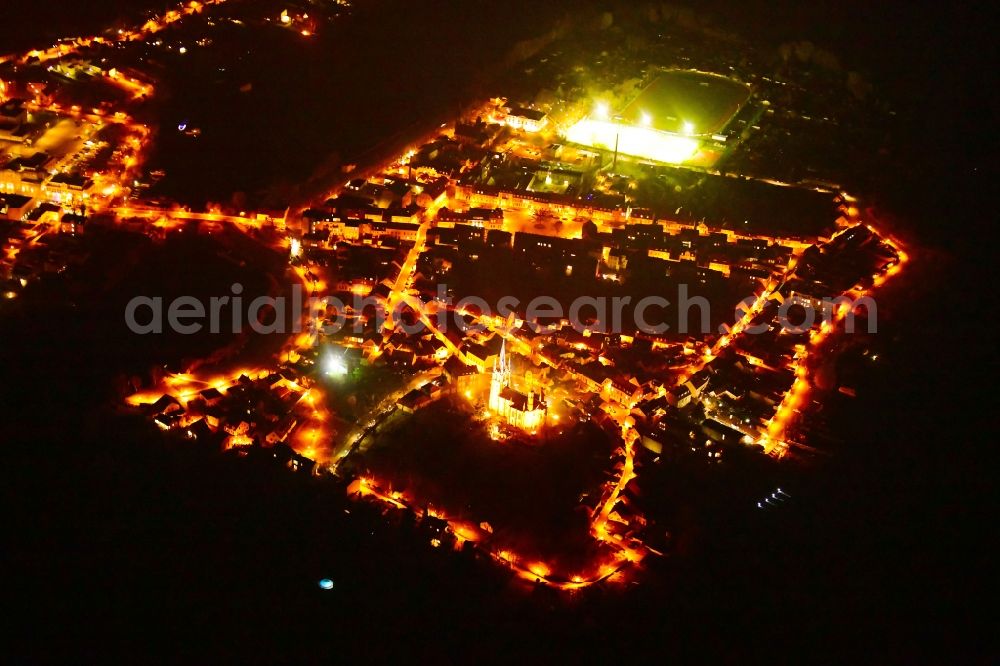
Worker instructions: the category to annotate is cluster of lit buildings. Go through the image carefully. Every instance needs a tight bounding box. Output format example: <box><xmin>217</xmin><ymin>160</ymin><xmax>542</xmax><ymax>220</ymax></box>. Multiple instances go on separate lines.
<box><xmin>1</xmin><ymin>0</ymin><xmax>910</xmax><ymax>589</ymax></box>
<box><xmin>0</xmin><ymin>100</ymin><xmax>95</xmax><ymax>206</ymax></box>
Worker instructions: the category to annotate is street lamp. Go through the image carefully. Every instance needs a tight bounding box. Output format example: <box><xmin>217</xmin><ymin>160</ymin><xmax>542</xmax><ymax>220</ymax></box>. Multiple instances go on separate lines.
<box><xmin>323</xmin><ymin>352</ymin><xmax>347</xmax><ymax>376</ymax></box>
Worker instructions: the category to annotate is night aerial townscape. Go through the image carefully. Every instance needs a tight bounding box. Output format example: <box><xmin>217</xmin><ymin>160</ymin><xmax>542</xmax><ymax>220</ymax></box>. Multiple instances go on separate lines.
<box><xmin>2</xmin><ymin>0</ymin><xmax>993</xmax><ymax>662</ymax></box>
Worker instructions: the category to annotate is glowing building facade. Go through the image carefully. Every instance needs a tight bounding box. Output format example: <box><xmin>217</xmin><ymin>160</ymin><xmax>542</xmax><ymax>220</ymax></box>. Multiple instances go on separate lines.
<box><xmin>489</xmin><ymin>340</ymin><xmax>546</xmax><ymax>433</ymax></box>
<box><xmin>504</xmin><ymin>105</ymin><xmax>548</xmax><ymax>133</ymax></box>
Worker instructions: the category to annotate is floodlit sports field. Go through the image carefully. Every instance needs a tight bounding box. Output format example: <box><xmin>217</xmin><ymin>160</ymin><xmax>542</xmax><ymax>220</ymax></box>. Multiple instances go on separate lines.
<box><xmin>565</xmin><ymin>70</ymin><xmax>751</xmax><ymax>165</ymax></box>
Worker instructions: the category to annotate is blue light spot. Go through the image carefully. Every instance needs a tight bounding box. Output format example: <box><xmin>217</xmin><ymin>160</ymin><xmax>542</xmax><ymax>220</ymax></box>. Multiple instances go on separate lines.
<box><xmin>318</xmin><ymin>578</ymin><xmax>334</xmax><ymax>590</ymax></box>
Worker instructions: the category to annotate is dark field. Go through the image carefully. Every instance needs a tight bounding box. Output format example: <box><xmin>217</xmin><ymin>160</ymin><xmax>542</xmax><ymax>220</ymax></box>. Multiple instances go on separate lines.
<box><xmin>347</xmin><ymin>396</ymin><xmax>619</xmax><ymax>571</ymax></box>
<box><xmin>0</xmin><ymin>223</ymin><xmax>287</xmax><ymax>412</ymax></box>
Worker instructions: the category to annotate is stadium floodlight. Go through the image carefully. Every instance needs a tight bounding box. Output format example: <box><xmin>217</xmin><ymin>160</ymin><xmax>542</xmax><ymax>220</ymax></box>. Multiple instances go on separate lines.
<box><xmin>565</xmin><ymin>118</ymin><xmax>700</xmax><ymax>165</ymax></box>
<box><xmin>324</xmin><ymin>352</ymin><xmax>348</xmax><ymax>377</ymax></box>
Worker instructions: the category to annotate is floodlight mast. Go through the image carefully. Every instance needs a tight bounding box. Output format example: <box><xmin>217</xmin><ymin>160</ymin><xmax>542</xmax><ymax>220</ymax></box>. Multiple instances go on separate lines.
<box><xmin>612</xmin><ymin>114</ymin><xmax>623</xmax><ymax>170</ymax></box>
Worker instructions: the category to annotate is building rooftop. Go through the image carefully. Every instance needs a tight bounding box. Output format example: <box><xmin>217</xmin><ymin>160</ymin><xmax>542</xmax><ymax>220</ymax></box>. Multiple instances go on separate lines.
<box><xmin>506</xmin><ymin>105</ymin><xmax>547</xmax><ymax>121</ymax></box>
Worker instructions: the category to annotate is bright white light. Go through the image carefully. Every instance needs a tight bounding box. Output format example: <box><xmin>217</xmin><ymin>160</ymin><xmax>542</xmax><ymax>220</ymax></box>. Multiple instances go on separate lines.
<box><xmin>565</xmin><ymin>118</ymin><xmax>699</xmax><ymax>164</ymax></box>
<box><xmin>178</xmin><ymin>46</ymin><xmax>187</xmax><ymax>55</ymax></box>
<box><xmin>594</xmin><ymin>101</ymin><xmax>610</xmax><ymax>120</ymax></box>
<box><xmin>324</xmin><ymin>355</ymin><xmax>347</xmax><ymax>376</ymax></box>
<box><xmin>640</xmin><ymin>111</ymin><xmax>652</xmax><ymax>127</ymax></box>
<box><xmin>289</xmin><ymin>237</ymin><xmax>302</xmax><ymax>259</ymax></box>
<box><xmin>682</xmin><ymin>121</ymin><xmax>695</xmax><ymax>135</ymax></box>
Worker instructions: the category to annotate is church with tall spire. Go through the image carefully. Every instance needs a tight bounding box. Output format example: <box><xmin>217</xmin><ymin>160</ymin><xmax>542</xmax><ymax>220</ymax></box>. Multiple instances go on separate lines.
<box><xmin>488</xmin><ymin>338</ymin><xmax>546</xmax><ymax>433</ymax></box>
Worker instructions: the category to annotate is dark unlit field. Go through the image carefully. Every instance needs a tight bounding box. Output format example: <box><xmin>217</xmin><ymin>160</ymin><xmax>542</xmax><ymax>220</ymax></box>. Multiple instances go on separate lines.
<box><xmin>347</xmin><ymin>396</ymin><xmax>619</xmax><ymax>571</ymax></box>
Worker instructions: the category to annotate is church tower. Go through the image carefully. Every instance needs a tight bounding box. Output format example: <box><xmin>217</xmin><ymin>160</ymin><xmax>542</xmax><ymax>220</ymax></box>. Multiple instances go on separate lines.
<box><xmin>489</xmin><ymin>338</ymin><xmax>510</xmax><ymax>412</ymax></box>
